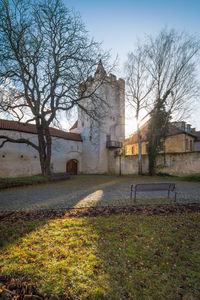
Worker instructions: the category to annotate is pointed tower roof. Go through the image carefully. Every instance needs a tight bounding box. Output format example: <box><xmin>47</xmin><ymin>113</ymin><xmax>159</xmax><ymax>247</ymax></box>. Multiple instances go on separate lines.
<box><xmin>95</xmin><ymin>59</ymin><xmax>106</xmax><ymax>77</ymax></box>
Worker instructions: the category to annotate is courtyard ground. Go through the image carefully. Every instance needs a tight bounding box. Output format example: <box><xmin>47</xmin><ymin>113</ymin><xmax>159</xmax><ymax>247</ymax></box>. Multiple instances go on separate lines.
<box><xmin>0</xmin><ymin>175</ymin><xmax>200</xmax><ymax>299</ymax></box>
<box><xmin>0</xmin><ymin>175</ymin><xmax>200</xmax><ymax>211</ymax></box>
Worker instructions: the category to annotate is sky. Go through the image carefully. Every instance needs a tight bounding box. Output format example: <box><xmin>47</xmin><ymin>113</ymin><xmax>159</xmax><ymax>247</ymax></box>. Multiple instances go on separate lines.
<box><xmin>64</xmin><ymin>0</ymin><xmax>200</xmax><ymax>136</ymax></box>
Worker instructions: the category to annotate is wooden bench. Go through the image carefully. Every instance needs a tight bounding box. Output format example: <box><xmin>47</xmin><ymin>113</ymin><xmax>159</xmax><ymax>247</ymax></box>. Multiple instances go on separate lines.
<box><xmin>130</xmin><ymin>182</ymin><xmax>176</xmax><ymax>202</ymax></box>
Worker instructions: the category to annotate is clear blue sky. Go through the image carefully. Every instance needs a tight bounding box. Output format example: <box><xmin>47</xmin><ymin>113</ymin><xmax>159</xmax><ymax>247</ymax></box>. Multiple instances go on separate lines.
<box><xmin>64</xmin><ymin>0</ymin><xmax>200</xmax><ymax>134</ymax></box>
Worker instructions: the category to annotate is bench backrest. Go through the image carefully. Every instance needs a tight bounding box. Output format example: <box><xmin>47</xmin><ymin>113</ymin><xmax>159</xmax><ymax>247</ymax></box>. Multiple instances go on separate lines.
<box><xmin>134</xmin><ymin>183</ymin><xmax>176</xmax><ymax>192</ymax></box>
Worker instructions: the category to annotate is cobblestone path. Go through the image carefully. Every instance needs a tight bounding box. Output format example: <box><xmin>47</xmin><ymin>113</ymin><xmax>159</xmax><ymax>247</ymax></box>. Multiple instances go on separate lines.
<box><xmin>0</xmin><ymin>175</ymin><xmax>200</xmax><ymax>211</ymax></box>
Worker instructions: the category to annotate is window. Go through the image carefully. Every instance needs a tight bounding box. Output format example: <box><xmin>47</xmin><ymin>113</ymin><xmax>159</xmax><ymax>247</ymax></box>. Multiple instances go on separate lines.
<box><xmin>185</xmin><ymin>138</ymin><xmax>189</xmax><ymax>151</ymax></box>
<box><xmin>181</xmin><ymin>122</ymin><xmax>185</xmax><ymax>131</ymax></box>
<box><xmin>106</xmin><ymin>134</ymin><xmax>111</xmax><ymax>142</ymax></box>
<box><xmin>187</xmin><ymin>125</ymin><xmax>191</xmax><ymax>133</ymax></box>
<box><xmin>145</xmin><ymin>143</ymin><xmax>148</xmax><ymax>153</ymax></box>
<box><xmin>132</xmin><ymin>146</ymin><xmax>134</xmax><ymax>154</ymax></box>
<box><xmin>190</xmin><ymin>140</ymin><xmax>193</xmax><ymax>151</ymax></box>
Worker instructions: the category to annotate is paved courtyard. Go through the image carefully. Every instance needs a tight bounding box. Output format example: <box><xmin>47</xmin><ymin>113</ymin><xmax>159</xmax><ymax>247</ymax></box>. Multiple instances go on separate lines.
<box><xmin>0</xmin><ymin>175</ymin><xmax>200</xmax><ymax>211</ymax></box>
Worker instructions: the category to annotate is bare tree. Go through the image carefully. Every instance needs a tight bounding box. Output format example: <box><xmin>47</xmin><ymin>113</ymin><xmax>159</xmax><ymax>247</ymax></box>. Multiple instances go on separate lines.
<box><xmin>124</xmin><ymin>46</ymin><xmax>154</xmax><ymax>174</ymax></box>
<box><xmin>0</xmin><ymin>0</ymin><xmax>109</xmax><ymax>176</ymax></box>
<box><xmin>145</xmin><ymin>29</ymin><xmax>200</xmax><ymax>175</ymax></box>
<box><xmin>125</xmin><ymin>28</ymin><xmax>200</xmax><ymax>175</ymax></box>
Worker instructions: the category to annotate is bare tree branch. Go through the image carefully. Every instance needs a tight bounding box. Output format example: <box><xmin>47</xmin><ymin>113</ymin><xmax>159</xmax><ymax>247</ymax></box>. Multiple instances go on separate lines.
<box><xmin>0</xmin><ymin>135</ymin><xmax>39</xmax><ymax>150</ymax></box>
<box><xmin>0</xmin><ymin>0</ymin><xmax>111</xmax><ymax>176</ymax></box>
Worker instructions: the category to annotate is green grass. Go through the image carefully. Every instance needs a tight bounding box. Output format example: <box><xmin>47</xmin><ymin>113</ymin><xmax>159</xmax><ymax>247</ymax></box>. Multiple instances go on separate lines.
<box><xmin>177</xmin><ymin>173</ymin><xmax>200</xmax><ymax>182</ymax></box>
<box><xmin>0</xmin><ymin>213</ymin><xmax>200</xmax><ymax>299</ymax></box>
<box><xmin>0</xmin><ymin>175</ymin><xmax>49</xmax><ymax>189</ymax></box>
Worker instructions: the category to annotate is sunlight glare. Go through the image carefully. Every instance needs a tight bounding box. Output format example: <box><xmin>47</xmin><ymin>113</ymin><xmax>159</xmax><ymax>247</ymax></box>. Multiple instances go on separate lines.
<box><xmin>74</xmin><ymin>189</ymin><xmax>104</xmax><ymax>208</ymax></box>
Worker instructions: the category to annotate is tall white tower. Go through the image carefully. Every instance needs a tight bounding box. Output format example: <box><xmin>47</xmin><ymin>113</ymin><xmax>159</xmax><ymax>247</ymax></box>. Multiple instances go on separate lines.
<box><xmin>71</xmin><ymin>61</ymin><xmax>125</xmax><ymax>173</ymax></box>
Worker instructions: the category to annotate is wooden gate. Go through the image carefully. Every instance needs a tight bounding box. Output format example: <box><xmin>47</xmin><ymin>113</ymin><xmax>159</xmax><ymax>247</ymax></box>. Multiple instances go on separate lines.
<box><xmin>66</xmin><ymin>159</ymin><xmax>78</xmax><ymax>175</ymax></box>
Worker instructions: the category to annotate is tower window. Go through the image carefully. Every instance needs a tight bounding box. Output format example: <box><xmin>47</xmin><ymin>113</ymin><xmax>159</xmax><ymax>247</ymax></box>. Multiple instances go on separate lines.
<box><xmin>106</xmin><ymin>135</ymin><xmax>111</xmax><ymax>141</ymax></box>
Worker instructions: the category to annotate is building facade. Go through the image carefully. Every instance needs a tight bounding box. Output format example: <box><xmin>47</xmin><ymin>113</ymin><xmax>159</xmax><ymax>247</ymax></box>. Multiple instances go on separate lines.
<box><xmin>0</xmin><ymin>62</ymin><xmax>125</xmax><ymax>177</ymax></box>
<box><xmin>124</xmin><ymin>121</ymin><xmax>198</xmax><ymax>156</ymax></box>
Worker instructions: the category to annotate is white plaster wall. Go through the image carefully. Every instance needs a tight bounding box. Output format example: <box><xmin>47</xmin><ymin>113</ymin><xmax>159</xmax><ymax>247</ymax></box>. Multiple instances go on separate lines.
<box><xmin>0</xmin><ymin>129</ymin><xmax>82</xmax><ymax>177</ymax></box>
<box><xmin>77</xmin><ymin>75</ymin><xmax>125</xmax><ymax>174</ymax></box>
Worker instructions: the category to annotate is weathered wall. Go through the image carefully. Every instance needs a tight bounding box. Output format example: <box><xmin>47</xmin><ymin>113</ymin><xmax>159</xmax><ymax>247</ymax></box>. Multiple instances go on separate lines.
<box><xmin>156</xmin><ymin>152</ymin><xmax>200</xmax><ymax>175</ymax></box>
<box><xmin>109</xmin><ymin>151</ymin><xmax>200</xmax><ymax>176</ymax></box>
<box><xmin>0</xmin><ymin>129</ymin><xmax>82</xmax><ymax>178</ymax></box>
<box><xmin>165</xmin><ymin>134</ymin><xmax>185</xmax><ymax>153</ymax></box>
<box><xmin>76</xmin><ymin>73</ymin><xmax>125</xmax><ymax>174</ymax></box>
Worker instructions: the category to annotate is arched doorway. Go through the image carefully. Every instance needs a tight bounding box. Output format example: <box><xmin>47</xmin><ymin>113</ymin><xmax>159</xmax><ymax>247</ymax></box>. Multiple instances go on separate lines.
<box><xmin>66</xmin><ymin>159</ymin><xmax>78</xmax><ymax>175</ymax></box>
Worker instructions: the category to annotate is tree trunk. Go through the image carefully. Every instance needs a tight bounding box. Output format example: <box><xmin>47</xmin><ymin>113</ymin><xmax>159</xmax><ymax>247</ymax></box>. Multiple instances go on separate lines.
<box><xmin>36</xmin><ymin>122</ymin><xmax>52</xmax><ymax>177</ymax></box>
<box><xmin>148</xmin><ymin>153</ymin><xmax>155</xmax><ymax>176</ymax></box>
<box><xmin>137</xmin><ymin>123</ymin><xmax>142</xmax><ymax>175</ymax></box>
<box><xmin>148</xmin><ymin>140</ymin><xmax>156</xmax><ymax>176</ymax></box>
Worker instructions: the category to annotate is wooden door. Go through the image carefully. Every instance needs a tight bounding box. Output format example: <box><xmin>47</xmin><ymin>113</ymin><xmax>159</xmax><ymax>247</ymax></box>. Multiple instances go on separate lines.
<box><xmin>66</xmin><ymin>159</ymin><xmax>78</xmax><ymax>175</ymax></box>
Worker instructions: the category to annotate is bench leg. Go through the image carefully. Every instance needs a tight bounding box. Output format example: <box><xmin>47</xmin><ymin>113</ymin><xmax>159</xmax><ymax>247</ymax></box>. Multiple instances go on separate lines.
<box><xmin>130</xmin><ymin>185</ymin><xmax>133</xmax><ymax>200</ymax></box>
<box><xmin>134</xmin><ymin>191</ymin><xmax>136</xmax><ymax>203</ymax></box>
<box><xmin>174</xmin><ymin>192</ymin><xmax>177</xmax><ymax>202</ymax></box>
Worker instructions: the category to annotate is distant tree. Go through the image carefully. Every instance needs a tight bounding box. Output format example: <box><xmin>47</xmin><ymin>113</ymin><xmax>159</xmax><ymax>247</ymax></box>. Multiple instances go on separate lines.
<box><xmin>145</xmin><ymin>29</ymin><xmax>200</xmax><ymax>175</ymax></box>
<box><xmin>0</xmin><ymin>0</ymin><xmax>109</xmax><ymax>176</ymax></box>
<box><xmin>125</xmin><ymin>28</ymin><xmax>200</xmax><ymax>175</ymax></box>
<box><xmin>124</xmin><ymin>46</ymin><xmax>154</xmax><ymax>175</ymax></box>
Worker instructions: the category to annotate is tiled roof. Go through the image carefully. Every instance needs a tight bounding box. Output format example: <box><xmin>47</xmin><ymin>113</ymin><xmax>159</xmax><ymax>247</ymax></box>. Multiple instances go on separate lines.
<box><xmin>70</xmin><ymin>120</ymin><xmax>78</xmax><ymax>131</ymax></box>
<box><xmin>124</xmin><ymin>121</ymin><xmax>196</xmax><ymax>145</ymax></box>
<box><xmin>124</xmin><ymin>123</ymin><xmax>147</xmax><ymax>145</ymax></box>
<box><xmin>0</xmin><ymin>119</ymin><xmax>82</xmax><ymax>142</ymax></box>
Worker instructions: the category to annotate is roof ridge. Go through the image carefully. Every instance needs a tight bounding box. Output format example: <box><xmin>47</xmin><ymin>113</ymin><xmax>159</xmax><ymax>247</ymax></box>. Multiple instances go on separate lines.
<box><xmin>0</xmin><ymin>119</ymin><xmax>82</xmax><ymax>142</ymax></box>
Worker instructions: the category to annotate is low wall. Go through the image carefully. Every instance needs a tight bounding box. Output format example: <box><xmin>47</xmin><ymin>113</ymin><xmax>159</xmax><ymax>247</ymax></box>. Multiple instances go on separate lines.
<box><xmin>109</xmin><ymin>151</ymin><xmax>200</xmax><ymax>176</ymax></box>
<box><xmin>156</xmin><ymin>152</ymin><xmax>200</xmax><ymax>175</ymax></box>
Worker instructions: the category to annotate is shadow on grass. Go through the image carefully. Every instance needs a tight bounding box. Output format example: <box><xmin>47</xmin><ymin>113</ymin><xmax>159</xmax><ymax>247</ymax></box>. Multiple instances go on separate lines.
<box><xmin>0</xmin><ymin>210</ymin><xmax>200</xmax><ymax>299</ymax></box>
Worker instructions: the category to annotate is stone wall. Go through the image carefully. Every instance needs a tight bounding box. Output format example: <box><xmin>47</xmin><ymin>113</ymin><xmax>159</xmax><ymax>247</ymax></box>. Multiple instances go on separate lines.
<box><xmin>108</xmin><ymin>151</ymin><xmax>200</xmax><ymax>176</ymax></box>
<box><xmin>156</xmin><ymin>152</ymin><xmax>200</xmax><ymax>175</ymax></box>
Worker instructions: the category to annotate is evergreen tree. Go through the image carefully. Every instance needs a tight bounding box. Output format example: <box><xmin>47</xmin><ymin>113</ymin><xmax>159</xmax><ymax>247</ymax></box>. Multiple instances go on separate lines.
<box><xmin>146</xmin><ymin>101</ymin><xmax>170</xmax><ymax>175</ymax></box>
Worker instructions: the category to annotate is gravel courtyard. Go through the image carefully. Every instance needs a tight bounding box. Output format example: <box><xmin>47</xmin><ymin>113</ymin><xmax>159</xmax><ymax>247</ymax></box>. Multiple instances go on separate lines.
<box><xmin>0</xmin><ymin>175</ymin><xmax>200</xmax><ymax>211</ymax></box>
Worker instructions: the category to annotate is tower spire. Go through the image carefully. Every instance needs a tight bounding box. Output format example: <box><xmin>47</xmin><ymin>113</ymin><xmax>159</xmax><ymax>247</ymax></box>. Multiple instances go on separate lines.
<box><xmin>95</xmin><ymin>59</ymin><xmax>106</xmax><ymax>77</ymax></box>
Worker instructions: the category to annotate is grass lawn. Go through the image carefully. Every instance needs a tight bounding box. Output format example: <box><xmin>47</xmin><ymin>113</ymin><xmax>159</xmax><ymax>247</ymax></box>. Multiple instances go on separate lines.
<box><xmin>0</xmin><ymin>213</ymin><xmax>199</xmax><ymax>299</ymax></box>
<box><xmin>0</xmin><ymin>175</ymin><xmax>48</xmax><ymax>189</ymax></box>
